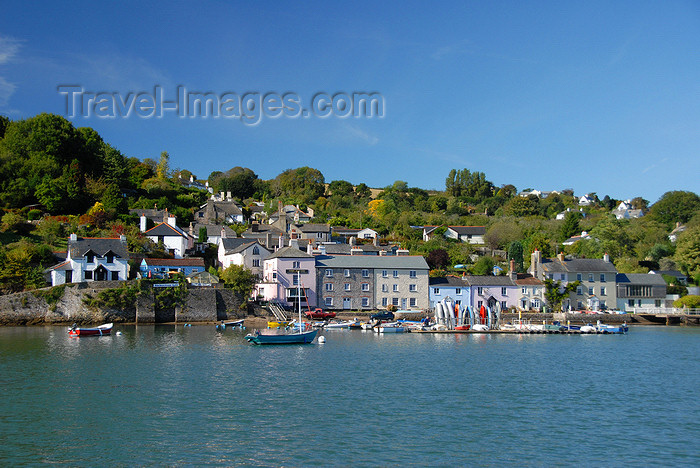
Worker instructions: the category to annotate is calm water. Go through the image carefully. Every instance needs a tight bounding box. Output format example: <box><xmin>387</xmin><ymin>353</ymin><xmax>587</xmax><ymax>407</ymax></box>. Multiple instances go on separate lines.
<box><xmin>1</xmin><ymin>325</ymin><xmax>699</xmax><ymax>467</ymax></box>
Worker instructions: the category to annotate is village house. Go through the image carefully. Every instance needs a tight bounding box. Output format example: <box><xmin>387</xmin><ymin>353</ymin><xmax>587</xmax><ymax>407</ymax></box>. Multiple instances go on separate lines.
<box><xmin>289</xmin><ymin>223</ymin><xmax>332</xmax><ymax>243</ymax></box>
<box><xmin>254</xmin><ymin>243</ymin><xmax>317</xmax><ymax>310</ymax></box>
<box><xmin>529</xmin><ymin>250</ymin><xmax>618</xmax><ymax>311</ymax></box>
<box><xmin>616</xmin><ymin>273</ymin><xmax>667</xmax><ymax>312</ymax></box>
<box><xmin>142</xmin><ymin>214</ymin><xmax>195</xmax><ymax>259</ymax></box>
<box><xmin>515</xmin><ymin>273</ymin><xmax>545</xmax><ymax>311</ymax></box>
<box><xmin>218</xmin><ymin>238</ymin><xmax>270</xmax><ymax>278</ymax></box>
<box><xmin>315</xmin><ymin>255</ymin><xmax>429</xmax><ymax>311</ymax></box>
<box><xmin>189</xmin><ymin>223</ymin><xmax>236</xmax><ymax>246</ymax></box>
<box><xmin>429</xmin><ymin>276</ymin><xmax>469</xmax><ymax>308</ymax></box>
<box><xmin>463</xmin><ymin>275</ymin><xmax>518</xmax><ymax>311</ymax></box>
<box><xmin>422</xmin><ymin>225</ymin><xmax>486</xmax><ymax>244</ymax></box>
<box><xmin>47</xmin><ymin>234</ymin><xmax>129</xmax><ymax>286</ymax></box>
<box><xmin>194</xmin><ymin>198</ymin><xmax>245</xmax><ymax>224</ymax></box>
<box><xmin>139</xmin><ymin>258</ymin><xmax>205</xmax><ymax>279</ymax></box>
<box><xmin>562</xmin><ymin>231</ymin><xmax>593</xmax><ymax>246</ymax></box>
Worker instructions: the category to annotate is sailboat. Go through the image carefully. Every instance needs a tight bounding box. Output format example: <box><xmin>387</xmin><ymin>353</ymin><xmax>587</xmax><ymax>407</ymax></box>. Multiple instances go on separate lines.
<box><xmin>245</xmin><ymin>270</ymin><xmax>318</xmax><ymax>345</ymax></box>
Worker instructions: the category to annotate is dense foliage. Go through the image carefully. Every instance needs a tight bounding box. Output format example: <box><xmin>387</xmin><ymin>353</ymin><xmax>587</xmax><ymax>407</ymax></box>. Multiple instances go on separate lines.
<box><xmin>0</xmin><ymin>113</ymin><xmax>699</xmax><ymax>296</ymax></box>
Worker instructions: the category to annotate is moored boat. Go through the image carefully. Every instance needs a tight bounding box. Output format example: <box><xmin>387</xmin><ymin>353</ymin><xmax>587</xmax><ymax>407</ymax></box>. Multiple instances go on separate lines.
<box><xmin>68</xmin><ymin>323</ymin><xmax>113</xmax><ymax>337</ymax></box>
<box><xmin>245</xmin><ymin>328</ymin><xmax>318</xmax><ymax>345</ymax></box>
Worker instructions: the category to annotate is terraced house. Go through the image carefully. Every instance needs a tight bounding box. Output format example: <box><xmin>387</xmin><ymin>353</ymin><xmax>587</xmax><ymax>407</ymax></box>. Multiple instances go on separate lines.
<box><xmin>315</xmin><ymin>255</ymin><xmax>429</xmax><ymax>311</ymax></box>
<box><xmin>529</xmin><ymin>250</ymin><xmax>618</xmax><ymax>311</ymax></box>
<box><xmin>47</xmin><ymin>234</ymin><xmax>129</xmax><ymax>286</ymax></box>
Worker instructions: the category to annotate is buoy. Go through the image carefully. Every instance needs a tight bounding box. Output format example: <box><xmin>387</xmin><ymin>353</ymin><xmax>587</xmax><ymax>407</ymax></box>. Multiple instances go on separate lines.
<box><xmin>318</xmin><ymin>336</ymin><xmax>326</xmax><ymax>343</ymax></box>
<box><xmin>116</xmin><ymin>331</ymin><xmax>123</xmax><ymax>336</ymax></box>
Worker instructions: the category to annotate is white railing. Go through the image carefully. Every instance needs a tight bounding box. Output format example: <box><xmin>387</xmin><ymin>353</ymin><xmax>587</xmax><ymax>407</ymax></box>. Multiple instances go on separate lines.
<box><xmin>629</xmin><ymin>307</ymin><xmax>700</xmax><ymax>315</ymax></box>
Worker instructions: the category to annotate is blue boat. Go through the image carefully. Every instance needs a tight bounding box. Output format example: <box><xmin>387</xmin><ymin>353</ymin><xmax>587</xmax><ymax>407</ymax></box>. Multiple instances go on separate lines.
<box><xmin>596</xmin><ymin>321</ymin><xmax>628</xmax><ymax>334</ymax></box>
<box><xmin>245</xmin><ymin>329</ymin><xmax>318</xmax><ymax>345</ymax></box>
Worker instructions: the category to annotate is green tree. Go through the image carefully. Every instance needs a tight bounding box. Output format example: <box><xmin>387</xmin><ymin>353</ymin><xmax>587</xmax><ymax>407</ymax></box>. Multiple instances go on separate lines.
<box><xmin>507</xmin><ymin>241</ymin><xmax>524</xmax><ymax>272</ymax></box>
<box><xmin>156</xmin><ymin>151</ymin><xmax>170</xmax><ymax>180</ymax></box>
<box><xmin>674</xmin><ymin>226</ymin><xmax>700</xmax><ymax>277</ymax></box>
<box><xmin>218</xmin><ymin>264</ymin><xmax>257</xmax><ymax>297</ymax></box>
<box><xmin>328</xmin><ymin>180</ymin><xmax>354</xmax><ymax>197</ymax></box>
<box><xmin>544</xmin><ymin>278</ymin><xmax>580</xmax><ymax>312</ymax></box>
<box><xmin>272</xmin><ymin>167</ymin><xmax>325</xmax><ymax>204</ymax></box>
<box><xmin>198</xmin><ymin>227</ymin><xmax>208</xmax><ymax>243</ymax></box>
<box><xmin>559</xmin><ymin>211</ymin><xmax>582</xmax><ymax>241</ymax></box>
<box><xmin>649</xmin><ymin>191</ymin><xmax>700</xmax><ymax>226</ymax></box>
<box><xmin>472</xmin><ymin>256</ymin><xmax>495</xmax><ymax>275</ymax></box>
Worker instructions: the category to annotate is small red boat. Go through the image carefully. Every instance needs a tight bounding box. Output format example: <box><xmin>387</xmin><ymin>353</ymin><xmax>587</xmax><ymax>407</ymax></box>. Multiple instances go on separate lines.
<box><xmin>68</xmin><ymin>323</ymin><xmax>113</xmax><ymax>337</ymax></box>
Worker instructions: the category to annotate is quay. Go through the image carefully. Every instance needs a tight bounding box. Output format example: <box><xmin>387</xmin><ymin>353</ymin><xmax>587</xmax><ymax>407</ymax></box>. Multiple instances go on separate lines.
<box><xmin>410</xmin><ymin>329</ymin><xmax>624</xmax><ymax>335</ymax></box>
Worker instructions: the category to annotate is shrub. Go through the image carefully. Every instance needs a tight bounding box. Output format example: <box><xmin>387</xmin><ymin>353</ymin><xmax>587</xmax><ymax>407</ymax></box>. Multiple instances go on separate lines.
<box><xmin>673</xmin><ymin>295</ymin><xmax>700</xmax><ymax>309</ymax></box>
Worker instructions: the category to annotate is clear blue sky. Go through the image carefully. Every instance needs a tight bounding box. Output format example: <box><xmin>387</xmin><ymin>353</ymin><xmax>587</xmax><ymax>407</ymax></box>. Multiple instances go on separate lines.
<box><xmin>1</xmin><ymin>1</ymin><xmax>698</xmax><ymax>203</ymax></box>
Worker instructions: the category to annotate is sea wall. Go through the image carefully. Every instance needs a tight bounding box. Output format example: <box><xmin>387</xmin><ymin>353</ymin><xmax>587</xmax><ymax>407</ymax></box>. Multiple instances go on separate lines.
<box><xmin>0</xmin><ymin>281</ymin><xmax>247</xmax><ymax>325</ymax></box>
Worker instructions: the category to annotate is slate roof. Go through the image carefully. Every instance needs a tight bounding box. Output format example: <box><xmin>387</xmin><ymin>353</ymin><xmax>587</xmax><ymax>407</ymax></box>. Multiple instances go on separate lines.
<box><xmin>540</xmin><ymin>258</ymin><xmax>618</xmax><ymax>273</ymax></box>
<box><xmin>315</xmin><ymin>255</ymin><xmax>429</xmax><ymax>270</ymax></box>
<box><xmin>429</xmin><ymin>276</ymin><xmax>467</xmax><ymax>287</ymax></box>
<box><xmin>514</xmin><ymin>273</ymin><xmax>543</xmax><ymax>286</ymax></box>
<box><xmin>463</xmin><ymin>275</ymin><xmax>517</xmax><ymax>287</ymax></box>
<box><xmin>193</xmin><ymin>224</ymin><xmax>236</xmax><ymax>238</ymax></box>
<box><xmin>68</xmin><ymin>237</ymin><xmax>128</xmax><ymax>260</ymax></box>
<box><xmin>142</xmin><ymin>258</ymin><xmax>205</xmax><ymax>267</ymax></box>
<box><xmin>267</xmin><ymin>245</ymin><xmax>314</xmax><ymax>259</ymax></box>
<box><xmin>447</xmin><ymin>226</ymin><xmax>486</xmax><ymax>235</ymax></box>
<box><xmin>129</xmin><ymin>208</ymin><xmax>166</xmax><ymax>223</ymax></box>
<box><xmin>145</xmin><ymin>222</ymin><xmax>192</xmax><ymax>239</ymax></box>
<box><xmin>220</xmin><ymin>238</ymin><xmax>262</xmax><ymax>255</ymax></box>
<box><xmin>616</xmin><ymin>273</ymin><xmax>667</xmax><ymax>286</ymax></box>
<box><xmin>299</xmin><ymin>223</ymin><xmax>331</xmax><ymax>233</ymax></box>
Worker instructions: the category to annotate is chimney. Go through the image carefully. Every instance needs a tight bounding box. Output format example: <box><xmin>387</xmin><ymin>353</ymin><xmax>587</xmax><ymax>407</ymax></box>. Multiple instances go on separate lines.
<box><xmin>69</xmin><ymin>233</ymin><xmax>77</xmax><ymax>242</ymax></box>
<box><xmin>119</xmin><ymin>234</ymin><xmax>127</xmax><ymax>243</ymax></box>
<box><xmin>278</xmin><ymin>234</ymin><xmax>284</xmax><ymax>250</ymax></box>
<box><xmin>167</xmin><ymin>215</ymin><xmax>177</xmax><ymax>227</ymax></box>
<box><xmin>396</xmin><ymin>249</ymin><xmax>409</xmax><ymax>256</ymax></box>
<box><xmin>163</xmin><ymin>209</ymin><xmax>169</xmax><ymax>224</ymax></box>
<box><xmin>603</xmin><ymin>253</ymin><xmax>610</xmax><ymax>263</ymax></box>
<box><xmin>140</xmin><ymin>214</ymin><xmax>147</xmax><ymax>232</ymax></box>
<box><xmin>189</xmin><ymin>222</ymin><xmax>194</xmax><ymax>237</ymax></box>
<box><xmin>306</xmin><ymin>243</ymin><xmax>313</xmax><ymax>255</ymax></box>
<box><xmin>319</xmin><ymin>244</ymin><xmax>326</xmax><ymax>255</ymax></box>
<box><xmin>351</xmin><ymin>247</ymin><xmax>362</xmax><ymax>256</ymax></box>
<box><xmin>509</xmin><ymin>259</ymin><xmax>517</xmax><ymax>280</ymax></box>
<box><xmin>251</xmin><ymin>222</ymin><xmax>259</xmax><ymax>232</ymax></box>
<box><xmin>530</xmin><ymin>249</ymin><xmax>540</xmax><ymax>277</ymax></box>
<box><xmin>226</xmin><ymin>191</ymin><xmax>231</xmax><ymax>200</ymax></box>
<box><xmin>290</xmin><ymin>238</ymin><xmax>299</xmax><ymax>249</ymax></box>
<box><xmin>190</xmin><ymin>175</ymin><xmax>194</xmax><ymax>183</ymax></box>
<box><xmin>373</xmin><ymin>235</ymin><xmax>378</xmax><ymax>246</ymax></box>
<box><xmin>349</xmin><ymin>236</ymin><xmax>356</xmax><ymax>246</ymax></box>
<box><xmin>557</xmin><ymin>252</ymin><xmax>565</xmax><ymax>262</ymax></box>
<box><xmin>221</xmin><ymin>227</ymin><xmax>226</xmax><ymax>239</ymax></box>
<box><xmin>266</xmin><ymin>232</ymin><xmax>271</xmax><ymax>247</ymax></box>
<box><xmin>379</xmin><ymin>250</ymin><xmax>386</xmax><ymax>256</ymax></box>
<box><xmin>278</xmin><ymin>200</ymin><xmax>283</xmax><ymax>216</ymax></box>
<box><xmin>220</xmin><ymin>192</ymin><xmax>225</xmax><ymax>200</ymax></box>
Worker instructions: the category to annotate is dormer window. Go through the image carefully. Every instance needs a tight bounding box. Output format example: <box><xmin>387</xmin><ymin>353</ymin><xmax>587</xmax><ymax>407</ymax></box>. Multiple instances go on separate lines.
<box><xmin>86</xmin><ymin>253</ymin><xmax>95</xmax><ymax>264</ymax></box>
<box><xmin>106</xmin><ymin>253</ymin><xmax>114</xmax><ymax>264</ymax></box>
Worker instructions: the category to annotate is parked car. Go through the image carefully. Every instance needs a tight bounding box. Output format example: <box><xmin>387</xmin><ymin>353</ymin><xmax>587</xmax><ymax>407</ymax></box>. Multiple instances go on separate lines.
<box><xmin>304</xmin><ymin>308</ymin><xmax>336</xmax><ymax>320</ymax></box>
<box><xmin>370</xmin><ymin>311</ymin><xmax>394</xmax><ymax>321</ymax></box>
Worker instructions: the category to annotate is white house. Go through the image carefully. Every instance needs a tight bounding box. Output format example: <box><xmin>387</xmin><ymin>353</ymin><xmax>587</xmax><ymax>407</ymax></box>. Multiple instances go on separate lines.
<box><xmin>562</xmin><ymin>231</ymin><xmax>593</xmax><ymax>246</ymax></box>
<box><xmin>429</xmin><ymin>276</ymin><xmax>469</xmax><ymax>308</ymax></box>
<box><xmin>218</xmin><ymin>238</ymin><xmax>270</xmax><ymax>278</ymax></box>
<box><xmin>144</xmin><ymin>216</ymin><xmax>195</xmax><ymax>259</ymax></box>
<box><xmin>445</xmin><ymin>226</ymin><xmax>486</xmax><ymax>244</ymax></box>
<box><xmin>556</xmin><ymin>208</ymin><xmax>586</xmax><ymax>220</ymax></box>
<box><xmin>578</xmin><ymin>194</ymin><xmax>594</xmax><ymax>206</ymax></box>
<box><xmin>46</xmin><ymin>234</ymin><xmax>129</xmax><ymax>286</ymax></box>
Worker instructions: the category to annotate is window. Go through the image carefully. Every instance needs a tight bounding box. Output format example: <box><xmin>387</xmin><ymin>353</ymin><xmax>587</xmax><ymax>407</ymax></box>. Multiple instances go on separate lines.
<box><xmin>501</xmin><ymin>287</ymin><xmax>507</xmax><ymax>295</ymax></box>
<box><xmin>393</xmin><ymin>284</ymin><xmax>399</xmax><ymax>292</ymax></box>
<box><xmin>477</xmin><ymin>287</ymin><xmax>483</xmax><ymax>295</ymax></box>
<box><xmin>252</xmin><ymin>259</ymin><xmax>260</xmax><ymax>267</ymax></box>
<box><xmin>272</xmin><ymin>272</ymin><xmax>277</xmax><ymax>280</ymax></box>
<box><xmin>560</xmin><ymin>274</ymin><xmax>566</xmax><ymax>281</ymax></box>
<box><xmin>456</xmin><ymin>288</ymin><xmax>461</xmax><ymax>295</ymax></box>
<box><xmin>533</xmin><ymin>287</ymin><xmax>539</xmax><ymax>295</ymax></box>
<box><xmin>410</xmin><ymin>298</ymin><xmax>416</xmax><ymax>307</ymax></box>
<box><xmin>655</xmin><ymin>299</ymin><xmax>662</xmax><ymax>307</ymax></box>
<box><xmin>253</xmin><ymin>246</ymin><xmax>260</xmax><ymax>255</ymax></box>
<box><xmin>477</xmin><ymin>300</ymin><xmax>483</xmax><ymax>308</ymax></box>
<box><xmin>576</xmin><ymin>286</ymin><xmax>583</xmax><ymax>295</ymax></box>
<box><xmin>501</xmin><ymin>301</ymin><xmax>507</xmax><ymax>309</ymax></box>
<box><xmin>292</xmin><ymin>261</ymin><xmax>300</xmax><ymax>268</ymax></box>
<box><xmin>106</xmin><ymin>254</ymin><xmax>114</xmax><ymax>264</ymax></box>
<box><xmin>382</xmin><ymin>284</ymin><xmax>388</xmax><ymax>292</ymax></box>
<box><xmin>409</xmin><ymin>284</ymin><xmax>417</xmax><ymax>292</ymax></box>
<box><xmin>317</xmin><ymin>232</ymin><xmax>323</xmax><ymax>238</ymax></box>
<box><xmin>85</xmin><ymin>270</ymin><xmax>93</xmax><ymax>279</ymax></box>
<box><xmin>293</xmin><ymin>275</ymin><xmax>299</xmax><ymax>286</ymax></box>
<box><xmin>86</xmin><ymin>253</ymin><xmax>94</xmax><ymax>264</ymax></box>
<box><xmin>362</xmin><ymin>269</ymin><xmax>369</xmax><ymax>278</ymax></box>
<box><xmin>548</xmin><ymin>274</ymin><xmax>553</xmax><ymax>280</ymax></box>
<box><xmin>362</xmin><ymin>297</ymin><xmax>369</xmax><ymax>307</ymax></box>
<box><xmin>325</xmin><ymin>269</ymin><xmax>333</xmax><ymax>277</ymax></box>
<box><xmin>382</xmin><ymin>297</ymin><xmax>388</xmax><ymax>307</ymax></box>
<box><xmin>577</xmin><ymin>301</ymin><xmax>584</xmax><ymax>309</ymax></box>
<box><xmin>600</xmin><ymin>273</ymin><xmax>606</xmax><ymax>282</ymax></box>
<box><xmin>111</xmin><ymin>271</ymin><xmax>119</xmax><ymax>280</ymax></box>
<box><xmin>521</xmin><ymin>287</ymin><xmax>527</xmax><ymax>294</ymax></box>
<box><xmin>392</xmin><ymin>298</ymin><xmax>399</xmax><ymax>306</ymax></box>
<box><xmin>382</xmin><ymin>270</ymin><xmax>388</xmax><ymax>278</ymax></box>
<box><xmin>600</xmin><ymin>287</ymin><xmax>606</xmax><ymax>296</ymax></box>
<box><xmin>433</xmin><ymin>288</ymin><xmax>440</xmax><ymax>294</ymax></box>
<box><xmin>344</xmin><ymin>269</ymin><xmax>350</xmax><ymax>277</ymax></box>
<box><xmin>361</xmin><ymin>283</ymin><xmax>369</xmax><ymax>291</ymax></box>
<box><xmin>533</xmin><ymin>298</ymin><xmax>541</xmax><ymax>308</ymax></box>
<box><xmin>409</xmin><ymin>270</ymin><xmax>416</xmax><ymax>278</ymax></box>
<box><xmin>628</xmin><ymin>299</ymin><xmax>635</xmax><ymax>307</ymax></box>
<box><xmin>393</xmin><ymin>270</ymin><xmax>399</xmax><ymax>278</ymax></box>
<box><xmin>325</xmin><ymin>297</ymin><xmax>333</xmax><ymax>306</ymax></box>
<box><xmin>588</xmin><ymin>274</ymin><xmax>594</xmax><ymax>282</ymax></box>
<box><xmin>576</xmin><ymin>273</ymin><xmax>582</xmax><ymax>281</ymax></box>
<box><xmin>344</xmin><ymin>283</ymin><xmax>351</xmax><ymax>291</ymax></box>
<box><xmin>589</xmin><ymin>287</ymin><xmax>594</xmax><ymax>295</ymax></box>
<box><xmin>600</xmin><ymin>300</ymin><xmax>606</xmax><ymax>308</ymax></box>
<box><xmin>325</xmin><ymin>283</ymin><xmax>333</xmax><ymax>291</ymax></box>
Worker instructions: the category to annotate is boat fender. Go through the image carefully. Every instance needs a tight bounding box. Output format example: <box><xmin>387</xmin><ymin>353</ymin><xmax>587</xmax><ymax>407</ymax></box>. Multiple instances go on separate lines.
<box><xmin>318</xmin><ymin>336</ymin><xmax>326</xmax><ymax>343</ymax></box>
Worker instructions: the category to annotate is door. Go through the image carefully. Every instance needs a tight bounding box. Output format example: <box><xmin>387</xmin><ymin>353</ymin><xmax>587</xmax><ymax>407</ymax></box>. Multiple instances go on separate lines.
<box><xmin>343</xmin><ymin>297</ymin><xmax>351</xmax><ymax>309</ymax></box>
<box><xmin>401</xmin><ymin>298</ymin><xmax>407</xmax><ymax>310</ymax></box>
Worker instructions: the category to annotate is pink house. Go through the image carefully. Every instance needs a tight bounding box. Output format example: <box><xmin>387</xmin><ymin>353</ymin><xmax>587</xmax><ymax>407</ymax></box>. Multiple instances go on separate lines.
<box><xmin>254</xmin><ymin>245</ymin><xmax>317</xmax><ymax>310</ymax></box>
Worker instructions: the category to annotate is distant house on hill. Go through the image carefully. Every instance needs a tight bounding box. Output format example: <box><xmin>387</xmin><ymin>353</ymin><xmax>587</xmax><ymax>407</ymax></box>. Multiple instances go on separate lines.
<box><xmin>423</xmin><ymin>225</ymin><xmax>485</xmax><ymax>244</ymax></box>
<box><xmin>46</xmin><ymin>234</ymin><xmax>129</xmax><ymax>286</ymax></box>
<box><xmin>143</xmin><ymin>216</ymin><xmax>195</xmax><ymax>259</ymax></box>
<box><xmin>195</xmin><ymin>199</ymin><xmax>244</xmax><ymax>224</ymax></box>
<box><xmin>562</xmin><ymin>231</ymin><xmax>593</xmax><ymax>246</ymax></box>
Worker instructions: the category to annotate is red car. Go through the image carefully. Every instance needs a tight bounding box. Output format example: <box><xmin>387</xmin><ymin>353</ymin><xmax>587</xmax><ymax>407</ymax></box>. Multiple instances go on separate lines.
<box><xmin>304</xmin><ymin>308</ymin><xmax>336</xmax><ymax>320</ymax></box>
